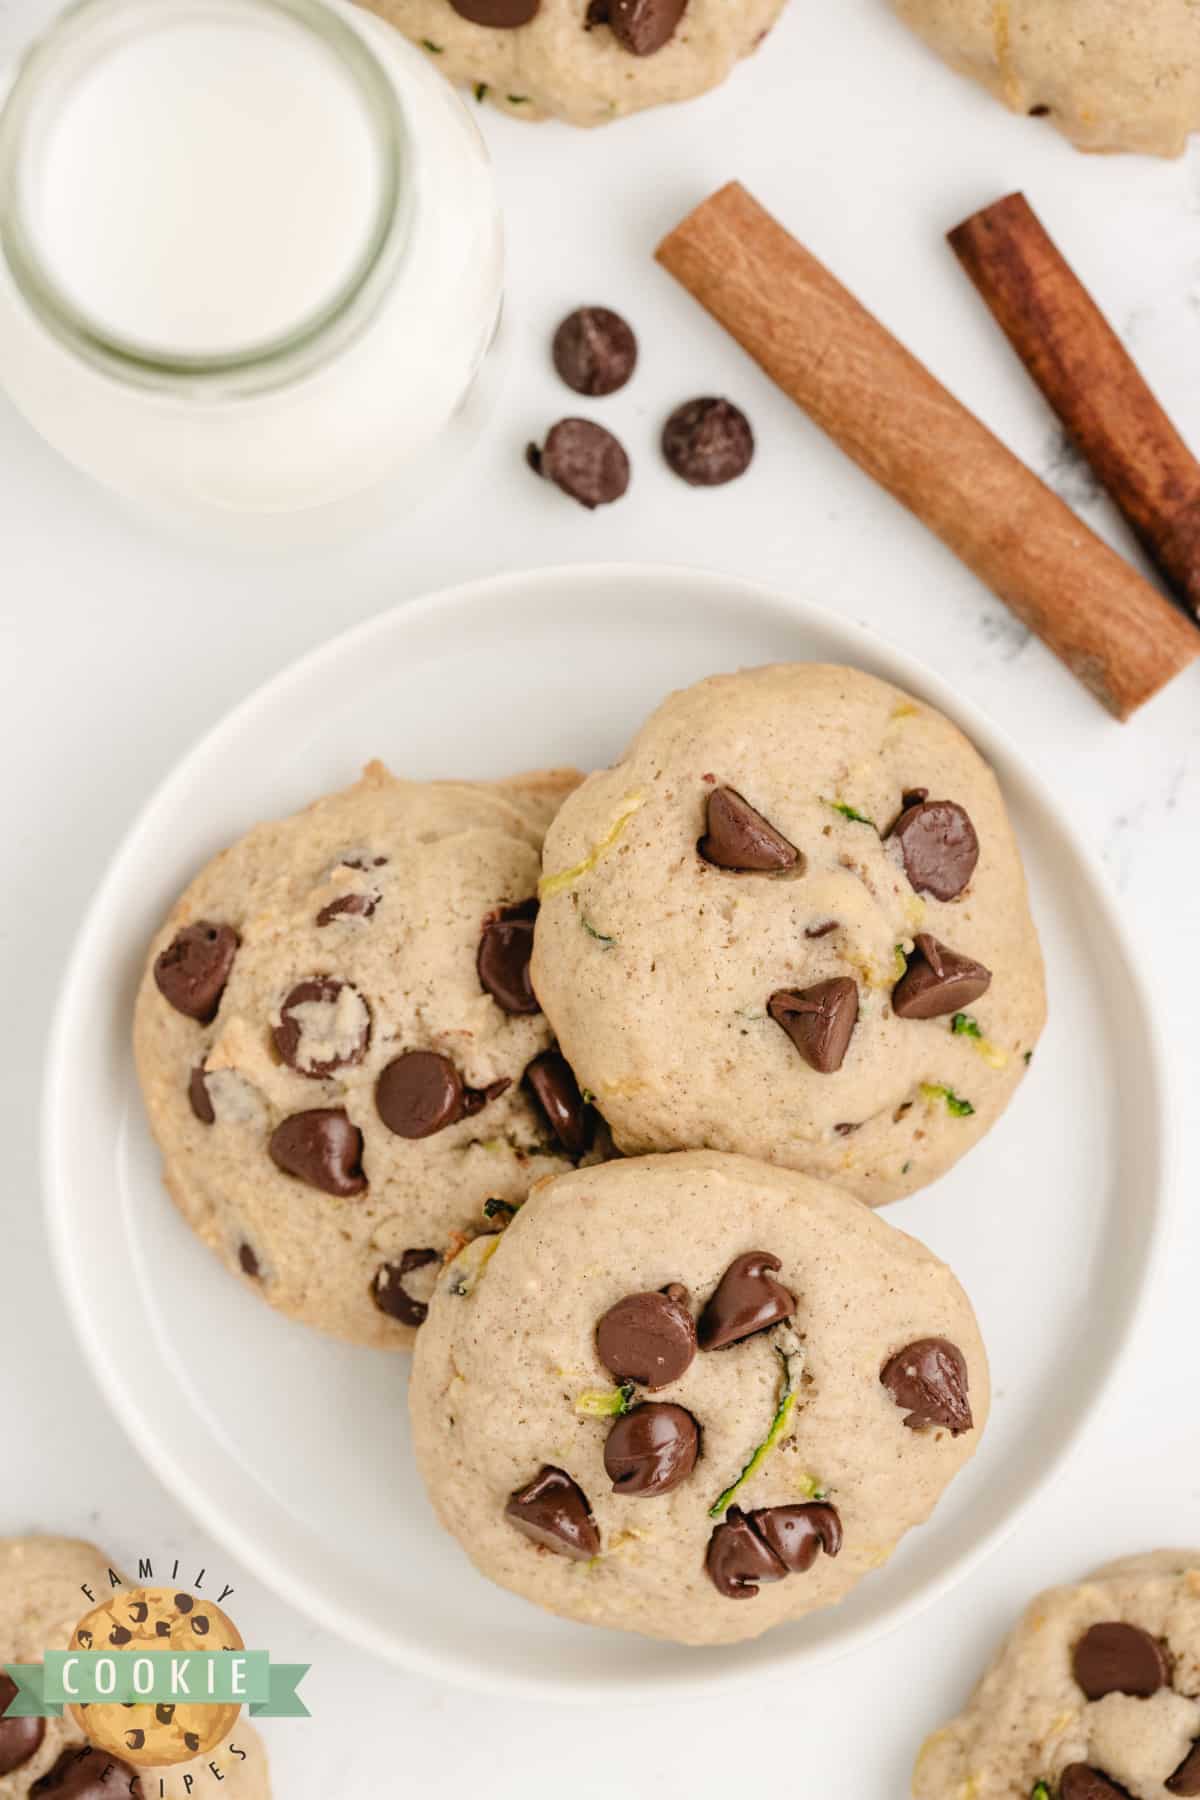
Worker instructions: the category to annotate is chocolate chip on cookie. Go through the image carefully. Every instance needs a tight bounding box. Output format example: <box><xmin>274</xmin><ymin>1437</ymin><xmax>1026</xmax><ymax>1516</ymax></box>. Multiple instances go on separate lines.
<box><xmin>272</xmin><ymin>977</ymin><xmax>371</xmax><ymax>1078</ymax></box>
<box><xmin>450</xmin><ymin>0</ymin><xmax>539</xmax><ymax>23</ymax></box>
<box><xmin>604</xmin><ymin>1402</ymin><xmax>699</xmax><ymax>1497</ymax></box>
<box><xmin>698</xmin><ymin>1251</ymin><xmax>795</xmax><ymax>1351</ymax></box>
<box><xmin>238</xmin><ymin>1242</ymin><xmax>260</xmax><ymax>1278</ymax></box>
<box><xmin>478</xmin><ymin>900</ymin><xmax>539</xmax><ymax>1014</ymax></box>
<box><xmin>153</xmin><ymin>922</ymin><xmax>239</xmax><ymax>1022</ymax></box>
<box><xmin>698</xmin><ymin>787</ymin><xmax>799</xmax><ymax>872</ymax></box>
<box><xmin>187</xmin><ymin>1065</ymin><xmax>215</xmax><ymax>1124</ymax></box>
<box><xmin>596</xmin><ymin>1284</ymin><xmax>696</xmax><ymax>1387</ymax></box>
<box><xmin>269</xmin><ymin>1108</ymin><xmax>367</xmax><ymax>1196</ymax></box>
<box><xmin>662</xmin><ymin>397</ymin><xmax>754</xmax><ymax>486</ymax></box>
<box><xmin>705</xmin><ymin>1507</ymin><xmax>786</xmax><ymax>1599</ymax></box>
<box><xmin>1072</xmin><ymin>1622</ymin><xmax>1168</xmax><ymax>1700</ymax></box>
<box><xmin>892</xmin><ymin>935</ymin><xmax>991</xmax><ymax>1020</ymax></box>
<box><xmin>888</xmin><ymin>795</ymin><xmax>979</xmax><ymax>901</ymax></box>
<box><xmin>375</xmin><ymin>1051</ymin><xmax>468</xmax><ymax>1138</ymax></box>
<box><xmin>527</xmin><ymin>419</ymin><xmax>630</xmax><ymax>509</ymax></box>
<box><xmin>505</xmin><ymin>1467</ymin><xmax>600</xmax><ymax>1560</ymax></box>
<box><xmin>1060</xmin><ymin>1767</ymin><xmax>1133</xmax><ymax>1800</ymax></box>
<box><xmin>880</xmin><ymin>1337</ymin><xmax>973</xmax><ymax>1435</ymax></box>
<box><xmin>524</xmin><ymin>1050</ymin><xmax>593</xmax><ymax>1155</ymax></box>
<box><xmin>371</xmin><ymin>1248</ymin><xmax>440</xmax><ymax>1328</ymax></box>
<box><xmin>768</xmin><ymin>978</ymin><xmax>859</xmax><ymax>1074</ymax></box>
<box><xmin>552</xmin><ymin>307</ymin><xmax>638</xmax><ymax>397</ymax></box>
<box><xmin>0</xmin><ymin>1673</ymin><xmax>44</xmax><ymax>1775</ymax></box>
<box><xmin>316</xmin><ymin>892</ymin><xmax>377</xmax><ymax>926</ymax></box>
<box><xmin>590</xmin><ymin>0</ymin><xmax>688</xmax><ymax>56</ymax></box>
<box><xmin>30</xmin><ymin>1747</ymin><xmax>144</xmax><ymax>1797</ymax></box>
<box><xmin>749</xmin><ymin>1503</ymin><xmax>843</xmax><ymax>1572</ymax></box>
<box><xmin>1167</xmin><ymin>1742</ymin><xmax>1200</xmax><ymax>1796</ymax></box>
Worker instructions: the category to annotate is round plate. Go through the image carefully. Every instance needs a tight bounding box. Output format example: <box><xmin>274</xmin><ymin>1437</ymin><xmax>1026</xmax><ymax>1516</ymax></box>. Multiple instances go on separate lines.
<box><xmin>43</xmin><ymin>564</ymin><xmax>1169</xmax><ymax>1700</ymax></box>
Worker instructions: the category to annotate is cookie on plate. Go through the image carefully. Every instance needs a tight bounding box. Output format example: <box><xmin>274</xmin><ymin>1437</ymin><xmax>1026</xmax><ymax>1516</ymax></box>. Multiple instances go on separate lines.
<box><xmin>530</xmin><ymin>663</ymin><xmax>1045</xmax><ymax>1206</ymax></box>
<box><xmin>410</xmin><ymin>1150</ymin><xmax>988</xmax><ymax>1646</ymax></box>
<box><xmin>134</xmin><ymin>760</ymin><xmax>602</xmax><ymax>1349</ymax></box>
<box><xmin>913</xmin><ymin>1550</ymin><xmax>1200</xmax><ymax>1799</ymax></box>
<box><xmin>366</xmin><ymin>0</ymin><xmax>788</xmax><ymax>125</ymax></box>
<box><xmin>0</xmin><ymin>1537</ymin><xmax>270</xmax><ymax>1799</ymax></box>
<box><xmin>891</xmin><ymin>0</ymin><xmax>1200</xmax><ymax>158</ymax></box>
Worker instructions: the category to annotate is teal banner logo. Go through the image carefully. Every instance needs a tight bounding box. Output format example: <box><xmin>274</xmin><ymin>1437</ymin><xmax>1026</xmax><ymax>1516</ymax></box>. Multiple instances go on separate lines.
<box><xmin>4</xmin><ymin>1652</ymin><xmax>309</xmax><ymax>1718</ymax></box>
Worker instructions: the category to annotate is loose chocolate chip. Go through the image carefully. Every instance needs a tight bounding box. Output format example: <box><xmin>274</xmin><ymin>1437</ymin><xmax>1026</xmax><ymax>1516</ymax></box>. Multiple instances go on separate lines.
<box><xmin>524</xmin><ymin>1051</ymin><xmax>593</xmax><ymax>1156</ymax></box>
<box><xmin>602</xmin><ymin>0</ymin><xmax>688</xmax><ymax>56</ymax></box>
<box><xmin>1072</xmin><ymin>1622</ymin><xmax>1168</xmax><ymax>1700</ymax></box>
<box><xmin>155</xmin><ymin>1705</ymin><xmax>174</xmax><ymax>1725</ymax></box>
<box><xmin>188</xmin><ymin>1065</ymin><xmax>215</xmax><ymax>1124</ymax></box>
<box><xmin>450</xmin><ymin>0</ymin><xmax>539</xmax><ymax>21</ymax></box>
<box><xmin>1167</xmin><ymin>1742</ymin><xmax>1200</xmax><ymax>1796</ymax></box>
<box><xmin>0</xmin><ymin>1673</ymin><xmax>44</xmax><ymax>1775</ymax></box>
<box><xmin>30</xmin><ymin>1747</ymin><xmax>144</xmax><ymax>1797</ymax></box>
<box><xmin>370</xmin><ymin>1248</ymin><xmax>440</xmax><ymax>1328</ymax></box>
<box><xmin>768</xmin><ymin>978</ymin><xmax>859</xmax><ymax>1074</ymax></box>
<box><xmin>662</xmin><ymin>397</ymin><xmax>754</xmax><ymax>486</ymax></box>
<box><xmin>173</xmin><ymin>1594</ymin><xmax>192</xmax><ymax>1613</ymax></box>
<box><xmin>269</xmin><ymin>1108</ymin><xmax>367</xmax><ymax>1196</ymax></box>
<box><xmin>238</xmin><ymin>1242</ymin><xmax>260</xmax><ymax>1278</ymax></box>
<box><xmin>527</xmin><ymin>418</ymin><xmax>630</xmax><ymax>509</ymax></box>
<box><xmin>153</xmin><ymin>922</ymin><xmax>239</xmax><ymax>1023</ymax></box>
<box><xmin>316</xmin><ymin>892</ymin><xmax>377</xmax><ymax>927</ymax></box>
<box><xmin>108</xmin><ymin>1626</ymin><xmax>131</xmax><ymax>1646</ymax></box>
<box><xmin>124</xmin><ymin>1732</ymin><xmax>144</xmax><ymax>1752</ymax></box>
<box><xmin>892</xmin><ymin>934</ymin><xmax>991</xmax><ymax>1020</ymax></box>
<box><xmin>698</xmin><ymin>786</ymin><xmax>798</xmax><ymax>872</ymax></box>
<box><xmin>749</xmin><ymin>1503</ymin><xmax>843</xmax><ymax>1572</ymax></box>
<box><xmin>552</xmin><ymin>307</ymin><xmax>638</xmax><ymax>397</ymax></box>
<box><xmin>698</xmin><ymin>1251</ymin><xmax>796</xmax><ymax>1351</ymax></box>
<box><xmin>478</xmin><ymin>901</ymin><xmax>540</xmax><ymax>1014</ymax></box>
<box><xmin>889</xmin><ymin>797</ymin><xmax>979</xmax><ymax>901</ymax></box>
<box><xmin>880</xmin><ymin>1337</ymin><xmax>973</xmax><ymax>1434</ymax></box>
<box><xmin>505</xmin><ymin>1466</ymin><xmax>600</xmax><ymax>1560</ymax></box>
<box><xmin>596</xmin><ymin>1286</ymin><xmax>696</xmax><ymax>1388</ymax></box>
<box><xmin>376</xmin><ymin>1051</ymin><xmax>466</xmax><ymax>1138</ymax></box>
<box><xmin>705</xmin><ymin>1507</ymin><xmax>787</xmax><ymax>1598</ymax></box>
<box><xmin>1060</xmin><ymin>1768</ymin><xmax>1133</xmax><ymax>1800</ymax></box>
<box><xmin>272</xmin><ymin>977</ymin><xmax>371</xmax><ymax>1078</ymax></box>
<box><xmin>604</xmin><ymin>1402</ymin><xmax>699</xmax><ymax>1497</ymax></box>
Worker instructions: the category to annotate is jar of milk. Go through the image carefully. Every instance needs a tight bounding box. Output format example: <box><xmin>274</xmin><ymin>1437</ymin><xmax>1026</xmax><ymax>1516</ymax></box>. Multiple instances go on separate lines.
<box><xmin>0</xmin><ymin>0</ymin><xmax>504</xmax><ymax>533</ymax></box>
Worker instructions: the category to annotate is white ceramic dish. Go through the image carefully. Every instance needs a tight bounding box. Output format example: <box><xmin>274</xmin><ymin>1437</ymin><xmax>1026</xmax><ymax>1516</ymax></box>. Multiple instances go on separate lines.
<box><xmin>43</xmin><ymin>564</ymin><xmax>1169</xmax><ymax>1700</ymax></box>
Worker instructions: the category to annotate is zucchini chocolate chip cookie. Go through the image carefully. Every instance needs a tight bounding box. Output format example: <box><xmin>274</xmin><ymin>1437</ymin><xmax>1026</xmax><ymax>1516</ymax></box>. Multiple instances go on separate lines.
<box><xmin>135</xmin><ymin>760</ymin><xmax>603</xmax><ymax>1349</ymax></box>
<box><xmin>409</xmin><ymin>1151</ymin><xmax>988</xmax><ymax>1645</ymax></box>
<box><xmin>531</xmin><ymin>663</ymin><xmax>1045</xmax><ymax>1205</ymax></box>
<box><xmin>914</xmin><ymin>1551</ymin><xmax>1200</xmax><ymax>1800</ymax></box>
<box><xmin>365</xmin><ymin>0</ymin><xmax>788</xmax><ymax>125</ymax></box>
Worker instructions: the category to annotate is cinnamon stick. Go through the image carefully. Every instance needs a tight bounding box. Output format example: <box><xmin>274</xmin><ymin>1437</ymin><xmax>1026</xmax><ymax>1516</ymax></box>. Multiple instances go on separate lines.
<box><xmin>655</xmin><ymin>182</ymin><xmax>1198</xmax><ymax>721</ymax></box>
<box><xmin>949</xmin><ymin>191</ymin><xmax>1200</xmax><ymax>620</ymax></box>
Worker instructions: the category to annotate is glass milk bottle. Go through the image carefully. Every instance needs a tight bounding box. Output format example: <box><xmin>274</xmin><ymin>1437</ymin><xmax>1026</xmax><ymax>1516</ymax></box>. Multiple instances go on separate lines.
<box><xmin>0</xmin><ymin>0</ymin><xmax>504</xmax><ymax>535</ymax></box>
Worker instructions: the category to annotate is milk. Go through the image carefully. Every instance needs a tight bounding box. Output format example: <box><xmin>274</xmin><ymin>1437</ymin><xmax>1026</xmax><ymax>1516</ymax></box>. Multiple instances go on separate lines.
<box><xmin>0</xmin><ymin>0</ymin><xmax>504</xmax><ymax>532</ymax></box>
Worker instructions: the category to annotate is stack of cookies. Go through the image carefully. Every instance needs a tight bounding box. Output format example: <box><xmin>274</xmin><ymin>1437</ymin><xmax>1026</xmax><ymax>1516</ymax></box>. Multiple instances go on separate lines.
<box><xmin>135</xmin><ymin>662</ymin><xmax>1046</xmax><ymax>1648</ymax></box>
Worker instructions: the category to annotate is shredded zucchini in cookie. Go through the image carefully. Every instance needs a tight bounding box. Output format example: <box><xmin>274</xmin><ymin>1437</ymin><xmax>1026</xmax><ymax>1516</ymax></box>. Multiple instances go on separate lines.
<box><xmin>824</xmin><ymin>798</ymin><xmax>877</xmax><ymax>829</ymax></box>
<box><xmin>575</xmin><ymin>1383</ymin><xmax>635</xmax><ymax>1418</ymax></box>
<box><xmin>708</xmin><ymin>1328</ymin><xmax>805</xmax><ymax>1518</ymax></box>
<box><xmin>446</xmin><ymin>1235</ymin><xmax>500</xmax><ymax>1298</ymax></box>
<box><xmin>920</xmin><ymin>1082</ymin><xmax>975</xmax><ymax>1118</ymax></box>
<box><xmin>538</xmin><ymin>792</ymin><xmax>645</xmax><ymax>900</ymax></box>
<box><xmin>951</xmin><ymin>1012</ymin><xmax>1008</xmax><ymax>1068</ymax></box>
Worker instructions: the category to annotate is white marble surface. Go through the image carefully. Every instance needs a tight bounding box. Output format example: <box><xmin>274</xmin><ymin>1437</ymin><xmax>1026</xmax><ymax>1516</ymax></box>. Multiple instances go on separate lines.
<box><xmin>3</xmin><ymin>1</ymin><xmax>1200</xmax><ymax>1794</ymax></box>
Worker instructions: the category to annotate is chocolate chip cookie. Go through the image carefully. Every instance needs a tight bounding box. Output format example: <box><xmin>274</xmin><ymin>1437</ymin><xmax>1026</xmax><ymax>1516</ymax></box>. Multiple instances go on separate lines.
<box><xmin>364</xmin><ymin>0</ymin><xmax>788</xmax><ymax>125</ymax></box>
<box><xmin>409</xmin><ymin>1150</ymin><xmax>988</xmax><ymax>1645</ymax></box>
<box><xmin>134</xmin><ymin>760</ymin><xmax>601</xmax><ymax>1348</ymax></box>
<box><xmin>914</xmin><ymin>1552</ymin><xmax>1200</xmax><ymax>1799</ymax></box>
<box><xmin>530</xmin><ymin>663</ymin><xmax>1046</xmax><ymax>1205</ymax></box>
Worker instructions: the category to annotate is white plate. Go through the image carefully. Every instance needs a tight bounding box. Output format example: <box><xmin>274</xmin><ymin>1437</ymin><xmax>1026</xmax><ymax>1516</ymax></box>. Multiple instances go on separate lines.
<box><xmin>43</xmin><ymin>564</ymin><xmax>1169</xmax><ymax>1701</ymax></box>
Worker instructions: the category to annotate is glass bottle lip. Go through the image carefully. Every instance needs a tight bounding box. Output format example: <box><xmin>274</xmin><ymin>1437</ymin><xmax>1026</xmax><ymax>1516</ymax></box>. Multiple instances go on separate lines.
<box><xmin>0</xmin><ymin>0</ymin><xmax>411</xmax><ymax>396</ymax></box>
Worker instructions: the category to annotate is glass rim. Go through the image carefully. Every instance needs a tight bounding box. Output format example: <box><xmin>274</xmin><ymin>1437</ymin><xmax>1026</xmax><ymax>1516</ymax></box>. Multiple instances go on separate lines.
<box><xmin>0</xmin><ymin>0</ymin><xmax>410</xmax><ymax>393</ymax></box>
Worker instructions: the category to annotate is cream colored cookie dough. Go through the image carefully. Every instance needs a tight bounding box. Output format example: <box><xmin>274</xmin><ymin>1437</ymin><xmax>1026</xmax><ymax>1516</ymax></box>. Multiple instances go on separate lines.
<box><xmin>364</xmin><ymin>0</ymin><xmax>788</xmax><ymax>125</ymax></box>
<box><xmin>134</xmin><ymin>760</ymin><xmax>593</xmax><ymax>1349</ymax></box>
<box><xmin>0</xmin><ymin>1538</ymin><xmax>270</xmax><ymax>1799</ymax></box>
<box><xmin>913</xmin><ymin>1551</ymin><xmax>1200</xmax><ymax>1799</ymax></box>
<box><xmin>531</xmin><ymin>664</ymin><xmax>1045</xmax><ymax>1206</ymax></box>
<box><xmin>891</xmin><ymin>0</ymin><xmax>1200</xmax><ymax>157</ymax></box>
<box><xmin>410</xmin><ymin>1151</ymin><xmax>989</xmax><ymax>1646</ymax></box>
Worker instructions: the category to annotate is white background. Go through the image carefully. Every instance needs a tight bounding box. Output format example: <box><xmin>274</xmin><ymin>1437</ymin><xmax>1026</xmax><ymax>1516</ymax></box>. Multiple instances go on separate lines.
<box><xmin>3</xmin><ymin>0</ymin><xmax>1200</xmax><ymax>1793</ymax></box>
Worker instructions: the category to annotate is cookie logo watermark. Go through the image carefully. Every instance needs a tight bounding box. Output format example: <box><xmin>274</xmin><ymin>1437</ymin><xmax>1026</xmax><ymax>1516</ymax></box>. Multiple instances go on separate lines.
<box><xmin>3</xmin><ymin>1560</ymin><xmax>308</xmax><ymax>1778</ymax></box>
